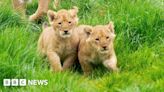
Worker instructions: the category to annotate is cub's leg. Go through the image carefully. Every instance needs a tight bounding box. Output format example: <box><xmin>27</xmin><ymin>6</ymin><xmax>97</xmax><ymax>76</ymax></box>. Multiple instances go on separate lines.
<box><xmin>63</xmin><ymin>54</ymin><xmax>77</xmax><ymax>71</ymax></box>
<box><xmin>29</xmin><ymin>0</ymin><xmax>50</xmax><ymax>21</ymax></box>
<box><xmin>47</xmin><ymin>51</ymin><xmax>62</xmax><ymax>72</ymax></box>
<box><xmin>79</xmin><ymin>58</ymin><xmax>92</xmax><ymax>76</ymax></box>
<box><xmin>12</xmin><ymin>0</ymin><xmax>26</xmax><ymax>17</ymax></box>
<box><xmin>103</xmin><ymin>54</ymin><xmax>119</xmax><ymax>72</ymax></box>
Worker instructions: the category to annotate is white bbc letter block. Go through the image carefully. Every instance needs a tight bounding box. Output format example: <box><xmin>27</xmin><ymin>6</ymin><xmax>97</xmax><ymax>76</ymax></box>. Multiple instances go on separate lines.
<box><xmin>3</xmin><ymin>79</ymin><xmax>10</xmax><ymax>86</ymax></box>
<box><xmin>19</xmin><ymin>79</ymin><xmax>26</xmax><ymax>86</ymax></box>
<box><xmin>11</xmin><ymin>79</ymin><xmax>18</xmax><ymax>86</ymax></box>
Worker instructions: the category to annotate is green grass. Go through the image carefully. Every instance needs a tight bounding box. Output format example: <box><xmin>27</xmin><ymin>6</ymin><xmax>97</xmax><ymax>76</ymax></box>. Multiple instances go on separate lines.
<box><xmin>0</xmin><ymin>0</ymin><xmax>164</xmax><ymax>92</ymax></box>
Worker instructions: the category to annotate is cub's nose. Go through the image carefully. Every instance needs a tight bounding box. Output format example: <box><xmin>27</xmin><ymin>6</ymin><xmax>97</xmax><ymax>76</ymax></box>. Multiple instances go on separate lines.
<box><xmin>102</xmin><ymin>46</ymin><xmax>107</xmax><ymax>50</ymax></box>
<box><xmin>64</xmin><ymin>30</ymin><xmax>68</xmax><ymax>34</ymax></box>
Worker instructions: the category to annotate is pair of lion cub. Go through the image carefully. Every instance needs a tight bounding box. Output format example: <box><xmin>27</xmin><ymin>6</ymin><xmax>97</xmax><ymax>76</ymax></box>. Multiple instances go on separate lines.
<box><xmin>38</xmin><ymin>6</ymin><xmax>119</xmax><ymax>75</ymax></box>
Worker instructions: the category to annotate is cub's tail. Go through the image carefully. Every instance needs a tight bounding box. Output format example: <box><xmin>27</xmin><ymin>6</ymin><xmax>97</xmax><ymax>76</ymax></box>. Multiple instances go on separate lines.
<box><xmin>53</xmin><ymin>0</ymin><xmax>59</xmax><ymax>9</ymax></box>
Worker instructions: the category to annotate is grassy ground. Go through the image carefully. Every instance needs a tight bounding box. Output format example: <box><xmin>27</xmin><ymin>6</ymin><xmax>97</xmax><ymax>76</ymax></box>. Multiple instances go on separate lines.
<box><xmin>0</xmin><ymin>0</ymin><xmax>164</xmax><ymax>92</ymax></box>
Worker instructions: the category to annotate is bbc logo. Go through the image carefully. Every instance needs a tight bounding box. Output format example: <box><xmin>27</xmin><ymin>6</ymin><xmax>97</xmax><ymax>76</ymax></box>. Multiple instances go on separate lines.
<box><xmin>3</xmin><ymin>79</ymin><xmax>26</xmax><ymax>86</ymax></box>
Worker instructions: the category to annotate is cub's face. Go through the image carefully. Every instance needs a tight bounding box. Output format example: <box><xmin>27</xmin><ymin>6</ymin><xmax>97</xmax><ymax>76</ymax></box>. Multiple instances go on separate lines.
<box><xmin>85</xmin><ymin>22</ymin><xmax>115</xmax><ymax>53</ymax></box>
<box><xmin>48</xmin><ymin>6</ymin><xmax>78</xmax><ymax>38</ymax></box>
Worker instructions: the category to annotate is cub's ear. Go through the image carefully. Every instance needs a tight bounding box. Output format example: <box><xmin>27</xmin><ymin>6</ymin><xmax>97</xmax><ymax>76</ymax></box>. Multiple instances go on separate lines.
<box><xmin>108</xmin><ymin>21</ymin><xmax>116</xmax><ymax>38</ymax></box>
<box><xmin>84</xmin><ymin>26</ymin><xmax>92</xmax><ymax>35</ymax></box>
<box><xmin>108</xmin><ymin>21</ymin><xmax>115</xmax><ymax>33</ymax></box>
<box><xmin>69</xmin><ymin>6</ymin><xmax>78</xmax><ymax>18</ymax></box>
<box><xmin>47</xmin><ymin>10</ymin><xmax>57</xmax><ymax>24</ymax></box>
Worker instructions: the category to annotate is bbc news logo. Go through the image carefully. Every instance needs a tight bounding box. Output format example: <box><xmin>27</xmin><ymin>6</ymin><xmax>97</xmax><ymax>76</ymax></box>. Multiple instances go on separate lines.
<box><xmin>3</xmin><ymin>79</ymin><xmax>48</xmax><ymax>86</ymax></box>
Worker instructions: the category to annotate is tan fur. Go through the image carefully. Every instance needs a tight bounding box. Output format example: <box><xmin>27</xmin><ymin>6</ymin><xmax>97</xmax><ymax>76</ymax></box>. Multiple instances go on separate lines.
<box><xmin>12</xmin><ymin>0</ymin><xmax>60</xmax><ymax>21</ymax></box>
<box><xmin>29</xmin><ymin>0</ymin><xmax>60</xmax><ymax>21</ymax></box>
<box><xmin>38</xmin><ymin>7</ymin><xmax>79</xmax><ymax>72</ymax></box>
<box><xmin>78</xmin><ymin>22</ymin><xmax>119</xmax><ymax>75</ymax></box>
<box><xmin>12</xmin><ymin>0</ymin><xmax>26</xmax><ymax>17</ymax></box>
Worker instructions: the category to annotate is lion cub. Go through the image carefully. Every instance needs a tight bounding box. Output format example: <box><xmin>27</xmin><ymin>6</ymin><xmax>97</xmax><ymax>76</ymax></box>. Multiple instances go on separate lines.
<box><xmin>78</xmin><ymin>22</ymin><xmax>119</xmax><ymax>75</ymax></box>
<box><xmin>38</xmin><ymin>6</ymin><xmax>79</xmax><ymax>72</ymax></box>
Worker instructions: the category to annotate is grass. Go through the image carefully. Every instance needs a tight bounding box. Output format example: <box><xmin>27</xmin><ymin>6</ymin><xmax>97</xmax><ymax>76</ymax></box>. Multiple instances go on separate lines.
<box><xmin>0</xmin><ymin>0</ymin><xmax>164</xmax><ymax>92</ymax></box>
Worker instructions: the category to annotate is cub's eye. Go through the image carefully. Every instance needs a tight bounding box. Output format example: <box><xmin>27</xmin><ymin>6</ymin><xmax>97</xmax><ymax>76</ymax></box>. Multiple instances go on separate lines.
<box><xmin>58</xmin><ymin>22</ymin><xmax>62</xmax><ymax>25</ymax></box>
<box><xmin>68</xmin><ymin>21</ymin><xmax>71</xmax><ymax>24</ymax></box>
<box><xmin>95</xmin><ymin>38</ymin><xmax>99</xmax><ymax>41</ymax></box>
<box><xmin>106</xmin><ymin>36</ymin><xmax>109</xmax><ymax>39</ymax></box>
